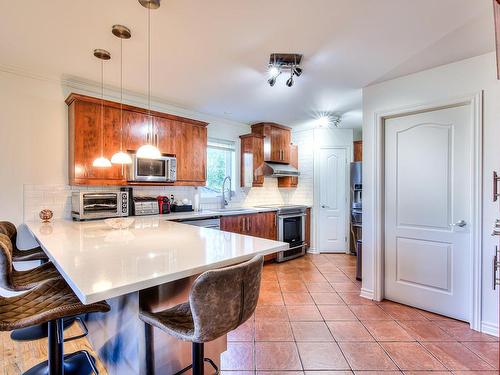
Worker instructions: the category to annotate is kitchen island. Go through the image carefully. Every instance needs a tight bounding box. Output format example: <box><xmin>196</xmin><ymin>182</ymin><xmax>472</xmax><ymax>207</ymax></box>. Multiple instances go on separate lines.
<box><xmin>25</xmin><ymin>217</ymin><xmax>288</xmax><ymax>374</ymax></box>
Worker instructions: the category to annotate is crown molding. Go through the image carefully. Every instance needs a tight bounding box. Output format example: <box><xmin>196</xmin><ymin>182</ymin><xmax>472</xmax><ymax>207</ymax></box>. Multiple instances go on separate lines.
<box><xmin>0</xmin><ymin>63</ymin><xmax>250</xmax><ymax>129</ymax></box>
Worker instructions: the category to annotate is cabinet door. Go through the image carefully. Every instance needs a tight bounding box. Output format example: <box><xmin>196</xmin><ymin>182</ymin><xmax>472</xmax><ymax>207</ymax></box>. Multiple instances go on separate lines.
<box><xmin>72</xmin><ymin>101</ymin><xmax>124</xmax><ymax>183</ymax></box>
<box><xmin>270</xmin><ymin>126</ymin><xmax>283</xmax><ymax>162</ymax></box>
<box><xmin>278</xmin><ymin>144</ymin><xmax>298</xmax><ymax>188</ymax></box>
<box><xmin>278</xmin><ymin>127</ymin><xmax>291</xmax><ymax>163</ymax></box>
<box><xmin>220</xmin><ymin>215</ymin><xmax>242</xmax><ymax>233</ymax></box>
<box><xmin>174</xmin><ymin>122</ymin><xmax>207</xmax><ymax>183</ymax></box>
<box><xmin>123</xmin><ymin>110</ymin><xmax>150</xmax><ymax>152</ymax></box>
<box><xmin>155</xmin><ymin>117</ymin><xmax>177</xmax><ymax>155</ymax></box>
<box><xmin>251</xmin><ymin>212</ymin><xmax>277</xmax><ymax>240</ymax></box>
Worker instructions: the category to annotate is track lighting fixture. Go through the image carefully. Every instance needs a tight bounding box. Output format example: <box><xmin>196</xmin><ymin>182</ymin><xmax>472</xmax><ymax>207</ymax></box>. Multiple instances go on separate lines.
<box><xmin>267</xmin><ymin>53</ymin><xmax>303</xmax><ymax>87</ymax></box>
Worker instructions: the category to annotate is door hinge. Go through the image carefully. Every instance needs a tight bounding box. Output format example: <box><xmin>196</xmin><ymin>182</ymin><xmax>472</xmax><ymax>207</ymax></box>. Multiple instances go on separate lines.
<box><xmin>494</xmin><ymin>246</ymin><xmax>500</xmax><ymax>290</ymax></box>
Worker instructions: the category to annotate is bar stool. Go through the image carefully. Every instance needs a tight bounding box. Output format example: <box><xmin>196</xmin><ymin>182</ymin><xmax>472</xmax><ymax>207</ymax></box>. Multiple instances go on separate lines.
<box><xmin>0</xmin><ymin>221</ymin><xmax>48</xmax><ymax>262</ymax></box>
<box><xmin>139</xmin><ymin>255</ymin><xmax>264</xmax><ymax>375</ymax></box>
<box><xmin>0</xmin><ymin>277</ymin><xmax>110</xmax><ymax>375</ymax></box>
<box><xmin>0</xmin><ymin>232</ymin><xmax>77</xmax><ymax>341</ymax></box>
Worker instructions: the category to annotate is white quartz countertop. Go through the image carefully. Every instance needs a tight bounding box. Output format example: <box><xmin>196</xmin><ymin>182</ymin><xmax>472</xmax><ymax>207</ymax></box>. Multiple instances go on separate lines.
<box><xmin>25</xmin><ymin>217</ymin><xmax>288</xmax><ymax>304</ymax></box>
<box><xmin>158</xmin><ymin>207</ymin><xmax>280</xmax><ymax>221</ymax></box>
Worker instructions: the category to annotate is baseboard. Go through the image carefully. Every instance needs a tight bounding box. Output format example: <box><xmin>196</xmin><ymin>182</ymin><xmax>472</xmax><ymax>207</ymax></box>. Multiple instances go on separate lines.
<box><xmin>360</xmin><ymin>288</ymin><xmax>374</xmax><ymax>300</ymax></box>
<box><xmin>307</xmin><ymin>247</ymin><xmax>319</xmax><ymax>254</ymax></box>
<box><xmin>481</xmin><ymin>321</ymin><xmax>499</xmax><ymax>337</ymax></box>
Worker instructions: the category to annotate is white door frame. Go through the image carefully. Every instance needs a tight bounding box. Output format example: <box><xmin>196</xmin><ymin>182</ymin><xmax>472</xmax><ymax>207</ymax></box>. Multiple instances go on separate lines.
<box><xmin>370</xmin><ymin>92</ymin><xmax>483</xmax><ymax>330</ymax></box>
<box><xmin>313</xmin><ymin>146</ymin><xmax>352</xmax><ymax>254</ymax></box>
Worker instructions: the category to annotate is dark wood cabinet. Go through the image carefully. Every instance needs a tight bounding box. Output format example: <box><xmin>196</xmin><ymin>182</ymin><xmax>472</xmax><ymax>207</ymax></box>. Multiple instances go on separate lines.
<box><xmin>353</xmin><ymin>140</ymin><xmax>362</xmax><ymax>162</ymax></box>
<box><xmin>251</xmin><ymin>122</ymin><xmax>291</xmax><ymax>164</ymax></box>
<box><xmin>240</xmin><ymin>134</ymin><xmax>264</xmax><ymax>187</ymax></box>
<box><xmin>66</xmin><ymin>93</ymin><xmax>208</xmax><ymax>186</ymax></box>
<box><xmin>220</xmin><ymin>212</ymin><xmax>277</xmax><ymax>240</ymax></box>
<box><xmin>278</xmin><ymin>144</ymin><xmax>298</xmax><ymax>188</ymax></box>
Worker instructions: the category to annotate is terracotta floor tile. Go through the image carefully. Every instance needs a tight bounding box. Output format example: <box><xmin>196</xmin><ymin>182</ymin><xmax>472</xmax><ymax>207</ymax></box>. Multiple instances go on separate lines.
<box><xmin>315</xmin><ymin>264</ymin><xmax>342</xmax><ymax>273</ymax></box>
<box><xmin>326</xmin><ymin>321</ymin><xmax>374</xmax><ymax>342</ymax></box>
<box><xmin>261</xmin><ymin>280</ymin><xmax>281</xmax><ymax>292</ymax></box>
<box><xmin>258</xmin><ymin>291</ymin><xmax>284</xmax><ymax>306</ymax></box>
<box><xmin>349</xmin><ymin>305</ymin><xmax>392</xmax><ymax>320</ymax></box>
<box><xmin>330</xmin><ymin>282</ymin><xmax>361</xmax><ymax>292</ymax></box>
<box><xmin>339</xmin><ymin>342</ymin><xmax>397</xmax><ymax>371</ymax></box>
<box><xmin>297</xmin><ymin>342</ymin><xmax>350</xmax><ymax>370</ymax></box>
<box><xmin>286</xmin><ymin>305</ymin><xmax>323</xmax><ymax>321</ymax></box>
<box><xmin>378</xmin><ymin>304</ymin><xmax>427</xmax><ymax>320</ymax></box>
<box><xmin>323</xmin><ymin>273</ymin><xmax>353</xmax><ymax>283</ymax></box>
<box><xmin>416</xmin><ymin>309</ymin><xmax>459</xmax><ymax>322</ymax></box>
<box><xmin>255</xmin><ymin>320</ymin><xmax>294</xmax><ymax>341</ymax></box>
<box><xmin>310</xmin><ymin>292</ymin><xmax>344</xmax><ymax>305</ymax></box>
<box><xmin>255</xmin><ymin>305</ymin><xmax>289</xmax><ymax>321</ymax></box>
<box><xmin>318</xmin><ymin>305</ymin><xmax>357</xmax><ymax>321</ymax></box>
<box><xmin>221</xmin><ymin>371</ymin><xmax>255</xmax><ymax>375</ymax></box>
<box><xmin>397</xmin><ymin>320</ymin><xmax>453</xmax><ymax>341</ymax></box>
<box><xmin>451</xmin><ymin>371</ymin><xmax>499</xmax><ymax>375</ymax></box>
<box><xmin>305</xmin><ymin>282</ymin><xmax>334</xmax><ymax>293</ymax></box>
<box><xmin>257</xmin><ymin>372</ymin><xmax>304</xmax><ymax>375</ymax></box>
<box><xmin>291</xmin><ymin>321</ymin><xmax>334</xmax><ymax>342</ymax></box>
<box><xmin>280</xmin><ymin>280</ymin><xmax>308</xmax><ymax>293</ymax></box>
<box><xmin>228</xmin><ymin>318</ymin><xmax>254</xmax><ymax>341</ymax></box>
<box><xmin>381</xmin><ymin>342</ymin><xmax>446</xmax><ymax>371</ymax></box>
<box><xmin>305</xmin><ymin>372</ymin><xmax>353</xmax><ymax>375</ymax></box>
<box><xmin>403</xmin><ymin>372</ymin><xmax>451</xmax><ymax>375</ymax></box>
<box><xmin>300</xmin><ymin>273</ymin><xmax>327</xmax><ymax>283</ymax></box>
<box><xmin>351</xmin><ymin>372</ymin><xmax>402</xmax><ymax>375</ymax></box>
<box><xmin>279</xmin><ymin>273</ymin><xmax>304</xmax><ymax>282</ymax></box>
<box><xmin>220</xmin><ymin>342</ymin><xmax>255</xmax><ymax>371</ymax></box>
<box><xmin>361</xmin><ymin>320</ymin><xmax>414</xmax><ymax>341</ymax></box>
<box><xmin>422</xmin><ymin>342</ymin><xmax>494</xmax><ymax>371</ymax></box>
<box><xmin>338</xmin><ymin>292</ymin><xmax>376</xmax><ymax>305</ymax></box>
<box><xmin>283</xmin><ymin>292</ymin><xmax>314</xmax><ymax>305</ymax></box>
<box><xmin>462</xmin><ymin>342</ymin><xmax>499</xmax><ymax>369</ymax></box>
<box><xmin>255</xmin><ymin>342</ymin><xmax>302</xmax><ymax>371</ymax></box>
<box><xmin>434</xmin><ymin>321</ymin><xmax>498</xmax><ymax>342</ymax></box>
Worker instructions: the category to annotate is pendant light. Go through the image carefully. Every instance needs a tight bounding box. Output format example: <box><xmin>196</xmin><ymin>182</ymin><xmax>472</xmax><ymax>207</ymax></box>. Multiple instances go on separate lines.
<box><xmin>136</xmin><ymin>0</ymin><xmax>162</xmax><ymax>159</ymax></box>
<box><xmin>111</xmin><ymin>25</ymin><xmax>133</xmax><ymax>165</ymax></box>
<box><xmin>92</xmin><ymin>49</ymin><xmax>112</xmax><ymax>168</ymax></box>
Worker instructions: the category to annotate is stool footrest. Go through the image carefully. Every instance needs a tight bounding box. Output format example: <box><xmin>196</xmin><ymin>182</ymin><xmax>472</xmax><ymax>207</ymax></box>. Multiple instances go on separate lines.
<box><xmin>173</xmin><ymin>358</ymin><xmax>219</xmax><ymax>375</ymax></box>
<box><xmin>23</xmin><ymin>350</ymin><xmax>99</xmax><ymax>375</ymax></box>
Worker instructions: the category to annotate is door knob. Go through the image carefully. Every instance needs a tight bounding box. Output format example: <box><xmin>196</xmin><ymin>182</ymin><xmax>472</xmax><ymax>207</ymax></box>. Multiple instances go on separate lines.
<box><xmin>451</xmin><ymin>220</ymin><xmax>467</xmax><ymax>228</ymax></box>
<box><xmin>321</xmin><ymin>205</ymin><xmax>328</xmax><ymax>208</ymax></box>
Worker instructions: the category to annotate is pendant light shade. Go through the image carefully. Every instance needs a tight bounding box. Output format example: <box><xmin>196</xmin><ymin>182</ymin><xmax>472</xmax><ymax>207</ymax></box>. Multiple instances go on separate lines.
<box><xmin>111</xmin><ymin>25</ymin><xmax>133</xmax><ymax>165</ymax></box>
<box><xmin>137</xmin><ymin>0</ymin><xmax>161</xmax><ymax>160</ymax></box>
<box><xmin>92</xmin><ymin>49</ymin><xmax>112</xmax><ymax>168</ymax></box>
<box><xmin>93</xmin><ymin>156</ymin><xmax>113</xmax><ymax>168</ymax></box>
<box><xmin>137</xmin><ymin>143</ymin><xmax>162</xmax><ymax>159</ymax></box>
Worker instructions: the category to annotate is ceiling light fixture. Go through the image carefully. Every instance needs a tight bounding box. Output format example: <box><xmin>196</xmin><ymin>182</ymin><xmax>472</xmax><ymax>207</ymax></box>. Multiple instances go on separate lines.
<box><xmin>111</xmin><ymin>25</ymin><xmax>133</xmax><ymax>165</ymax></box>
<box><xmin>136</xmin><ymin>0</ymin><xmax>162</xmax><ymax>160</ymax></box>
<box><xmin>92</xmin><ymin>49</ymin><xmax>112</xmax><ymax>168</ymax></box>
<box><xmin>267</xmin><ymin>53</ymin><xmax>303</xmax><ymax>87</ymax></box>
<box><xmin>316</xmin><ymin>114</ymin><xmax>342</xmax><ymax>128</ymax></box>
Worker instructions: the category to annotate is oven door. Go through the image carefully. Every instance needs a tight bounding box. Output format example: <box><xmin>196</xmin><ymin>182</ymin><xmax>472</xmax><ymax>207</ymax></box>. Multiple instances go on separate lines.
<box><xmin>132</xmin><ymin>156</ymin><xmax>168</xmax><ymax>182</ymax></box>
<box><xmin>278</xmin><ymin>213</ymin><xmax>306</xmax><ymax>246</ymax></box>
<box><xmin>82</xmin><ymin>193</ymin><xmax>120</xmax><ymax>218</ymax></box>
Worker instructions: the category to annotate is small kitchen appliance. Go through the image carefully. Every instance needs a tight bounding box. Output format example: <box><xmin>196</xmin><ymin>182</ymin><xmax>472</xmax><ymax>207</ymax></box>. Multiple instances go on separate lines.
<box><xmin>157</xmin><ymin>196</ymin><xmax>171</xmax><ymax>214</ymax></box>
<box><xmin>72</xmin><ymin>191</ymin><xmax>129</xmax><ymax>221</ymax></box>
<box><xmin>133</xmin><ymin>196</ymin><xmax>159</xmax><ymax>216</ymax></box>
<box><xmin>127</xmin><ymin>152</ymin><xmax>176</xmax><ymax>182</ymax></box>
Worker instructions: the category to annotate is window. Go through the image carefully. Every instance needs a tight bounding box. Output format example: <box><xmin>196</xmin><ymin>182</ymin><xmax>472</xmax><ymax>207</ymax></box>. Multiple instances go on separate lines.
<box><xmin>205</xmin><ymin>138</ymin><xmax>236</xmax><ymax>194</ymax></box>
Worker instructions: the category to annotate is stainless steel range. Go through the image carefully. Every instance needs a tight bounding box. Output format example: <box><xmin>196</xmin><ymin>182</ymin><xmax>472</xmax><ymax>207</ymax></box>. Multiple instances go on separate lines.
<box><xmin>255</xmin><ymin>204</ymin><xmax>308</xmax><ymax>262</ymax></box>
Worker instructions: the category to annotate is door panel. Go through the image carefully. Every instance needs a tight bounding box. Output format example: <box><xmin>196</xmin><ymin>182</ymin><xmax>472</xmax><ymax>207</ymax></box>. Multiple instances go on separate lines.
<box><xmin>384</xmin><ymin>105</ymin><xmax>471</xmax><ymax>320</ymax></box>
<box><xmin>318</xmin><ymin>148</ymin><xmax>347</xmax><ymax>252</ymax></box>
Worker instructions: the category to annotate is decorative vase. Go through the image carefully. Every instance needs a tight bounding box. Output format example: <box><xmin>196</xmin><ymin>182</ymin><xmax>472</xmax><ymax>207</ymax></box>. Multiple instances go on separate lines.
<box><xmin>39</xmin><ymin>209</ymin><xmax>53</xmax><ymax>223</ymax></box>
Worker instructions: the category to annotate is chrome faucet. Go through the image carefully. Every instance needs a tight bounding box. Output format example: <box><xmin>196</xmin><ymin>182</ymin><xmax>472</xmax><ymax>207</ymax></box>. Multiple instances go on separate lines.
<box><xmin>221</xmin><ymin>176</ymin><xmax>232</xmax><ymax>209</ymax></box>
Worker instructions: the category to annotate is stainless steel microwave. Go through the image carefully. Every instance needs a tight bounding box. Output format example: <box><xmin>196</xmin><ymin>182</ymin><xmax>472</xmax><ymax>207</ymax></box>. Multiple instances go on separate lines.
<box><xmin>72</xmin><ymin>191</ymin><xmax>129</xmax><ymax>221</ymax></box>
<box><xmin>127</xmin><ymin>153</ymin><xmax>176</xmax><ymax>182</ymax></box>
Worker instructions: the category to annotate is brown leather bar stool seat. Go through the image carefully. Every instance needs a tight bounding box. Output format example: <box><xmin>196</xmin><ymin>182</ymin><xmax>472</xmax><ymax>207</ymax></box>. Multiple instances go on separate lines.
<box><xmin>0</xmin><ymin>221</ymin><xmax>48</xmax><ymax>262</ymax></box>
<box><xmin>0</xmin><ymin>278</ymin><xmax>110</xmax><ymax>375</ymax></box>
<box><xmin>139</xmin><ymin>255</ymin><xmax>264</xmax><ymax>375</ymax></box>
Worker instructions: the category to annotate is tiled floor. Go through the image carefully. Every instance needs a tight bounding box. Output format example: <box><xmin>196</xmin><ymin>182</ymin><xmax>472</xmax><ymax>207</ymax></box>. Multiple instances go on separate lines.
<box><xmin>221</xmin><ymin>253</ymin><xmax>499</xmax><ymax>374</ymax></box>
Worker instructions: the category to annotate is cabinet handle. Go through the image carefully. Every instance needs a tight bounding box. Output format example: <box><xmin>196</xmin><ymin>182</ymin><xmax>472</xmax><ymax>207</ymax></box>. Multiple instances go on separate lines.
<box><xmin>494</xmin><ymin>246</ymin><xmax>500</xmax><ymax>290</ymax></box>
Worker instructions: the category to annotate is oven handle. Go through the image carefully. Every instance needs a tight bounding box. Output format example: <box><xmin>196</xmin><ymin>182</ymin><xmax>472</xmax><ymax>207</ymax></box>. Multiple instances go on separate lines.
<box><xmin>278</xmin><ymin>213</ymin><xmax>307</xmax><ymax>219</ymax></box>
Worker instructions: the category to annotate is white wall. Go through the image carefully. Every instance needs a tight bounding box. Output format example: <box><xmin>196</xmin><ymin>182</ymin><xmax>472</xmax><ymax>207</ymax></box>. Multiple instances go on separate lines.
<box><xmin>363</xmin><ymin>52</ymin><xmax>499</xmax><ymax>335</ymax></box>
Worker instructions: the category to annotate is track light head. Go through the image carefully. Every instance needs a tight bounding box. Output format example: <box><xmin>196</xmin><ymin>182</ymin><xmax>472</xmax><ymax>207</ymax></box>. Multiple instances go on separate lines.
<box><xmin>286</xmin><ymin>72</ymin><xmax>294</xmax><ymax>87</ymax></box>
<box><xmin>268</xmin><ymin>77</ymin><xmax>277</xmax><ymax>87</ymax></box>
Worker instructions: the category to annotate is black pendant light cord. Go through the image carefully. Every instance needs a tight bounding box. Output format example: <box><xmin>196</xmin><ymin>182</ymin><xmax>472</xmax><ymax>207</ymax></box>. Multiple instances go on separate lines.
<box><xmin>120</xmin><ymin>37</ymin><xmax>124</xmax><ymax>152</ymax></box>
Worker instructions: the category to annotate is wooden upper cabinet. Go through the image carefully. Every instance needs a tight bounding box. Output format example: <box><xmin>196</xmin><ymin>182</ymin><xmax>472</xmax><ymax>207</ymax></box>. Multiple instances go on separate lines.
<box><xmin>278</xmin><ymin>144</ymin><xmax>298</xmax><ymax>188</ymax></box>
<box><xmin>66</xmin><ymin>93</ymin><xmax>208</xmax><ymax>186</ymax></box>
<box><xmin>240</xmin><ymin>134</ymin><xmax>264</xmax><ymax>187</ymax></box>
<box><xmin>353</xmin><ymin>140</ymin><xmax>363</xmax><ymax>162</ymax></box>
<box><xmin>251</xmin><ymin>122</ymin><xmax>291</xmax><ymax>164</ymax></box>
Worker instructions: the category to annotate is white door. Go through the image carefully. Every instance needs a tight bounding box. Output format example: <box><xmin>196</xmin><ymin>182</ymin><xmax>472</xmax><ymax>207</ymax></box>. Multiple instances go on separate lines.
<box><xmin>384</xmin><ymin>104</ymin><xmax>471</xmax><ymax>321</ymax></box>
<box><xmin>318</xmin><ymin>148</ymin><xmax>348</xmax><ymax>253</ymax></box>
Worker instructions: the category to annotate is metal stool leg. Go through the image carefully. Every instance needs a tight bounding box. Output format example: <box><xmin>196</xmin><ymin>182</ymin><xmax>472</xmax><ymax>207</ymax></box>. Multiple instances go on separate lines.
<box><xmin>192</xmin><ymin>342</ymin><xmax>204</xmax><ymax>375</ymax></box>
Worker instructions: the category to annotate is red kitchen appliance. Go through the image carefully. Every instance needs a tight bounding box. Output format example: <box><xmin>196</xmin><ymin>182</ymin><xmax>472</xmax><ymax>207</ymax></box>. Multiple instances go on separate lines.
<box><xmin>157</xmin><ymin>196</ymin><xmax>171</xmax><ymax>214</ymax></box>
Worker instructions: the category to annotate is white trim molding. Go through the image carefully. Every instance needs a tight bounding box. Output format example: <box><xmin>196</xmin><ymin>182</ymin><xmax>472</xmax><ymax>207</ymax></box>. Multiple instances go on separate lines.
<box><xmin>360</xmin><ymin>288</ymin><xmax>374</xmax><ymax>300</ymax></box>
<box><xmin>481</xmin><ymin>321</ymin><xmax>499</xmax><ymax>337</ymax></box>
<box><xmin>370</xmin><ymin>92</ymin><xmax>483</xmax><ymax>331</ymax></box>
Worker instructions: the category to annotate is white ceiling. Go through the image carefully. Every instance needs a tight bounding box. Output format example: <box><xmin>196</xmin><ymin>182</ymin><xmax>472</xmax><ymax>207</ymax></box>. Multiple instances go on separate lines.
<box><xmin>0</xmin><ymin>0</ymin><xmax>494</xmax><ymax>128</ymax></box>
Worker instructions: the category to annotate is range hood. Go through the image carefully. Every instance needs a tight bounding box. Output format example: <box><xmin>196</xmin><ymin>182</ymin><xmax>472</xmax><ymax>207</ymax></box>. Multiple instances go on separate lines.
<box><xmin>263</xmin><ymin>162</ymin><xmax>300</xmax><ymax>177</ymax></box>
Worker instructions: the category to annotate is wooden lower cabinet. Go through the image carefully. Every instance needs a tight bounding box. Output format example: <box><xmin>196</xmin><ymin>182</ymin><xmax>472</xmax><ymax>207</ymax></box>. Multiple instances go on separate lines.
<box><xmin>220</xmin><ymin>212</ymin><xmax>278</xmax><ymax>261</ymax></box>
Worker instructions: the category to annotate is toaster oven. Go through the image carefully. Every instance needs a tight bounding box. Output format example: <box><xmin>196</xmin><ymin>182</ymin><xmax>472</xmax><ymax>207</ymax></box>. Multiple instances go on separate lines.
<box><xmin>71</xmin><ymin>191</ymin><xmax>129</xmax><ymax>221</ymax></box>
